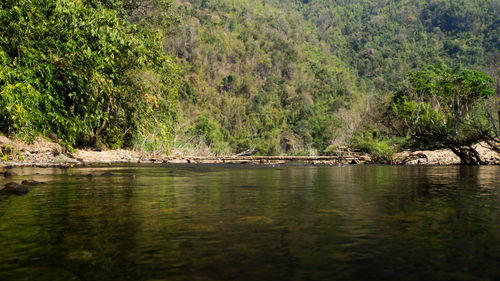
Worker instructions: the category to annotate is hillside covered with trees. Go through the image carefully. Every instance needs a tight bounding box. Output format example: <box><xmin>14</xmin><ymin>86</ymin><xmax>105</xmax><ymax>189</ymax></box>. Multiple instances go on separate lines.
<box><xmin>1</xmin><ymin>0</ymin><xmax>498</xmax><ymax>159</ymax></box>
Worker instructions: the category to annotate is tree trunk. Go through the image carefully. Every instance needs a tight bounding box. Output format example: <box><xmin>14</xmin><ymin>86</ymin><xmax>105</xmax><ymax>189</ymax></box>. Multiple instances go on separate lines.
<box><xmin>450</xmin><ymin>146</ymin><xmax>485</xmax><ymax>165</ymax></box>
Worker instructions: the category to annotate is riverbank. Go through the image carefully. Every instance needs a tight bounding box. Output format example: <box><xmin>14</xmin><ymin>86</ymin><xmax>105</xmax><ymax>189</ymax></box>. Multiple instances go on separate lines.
<box><xmin>1</xmin><ymin>136</ymin><xmax>499</xmax><ymax>168</ymax></box>
<box><xmin>393</xmin><ymin>143</ymin><xmax>500</xmax><ymax>165</ymax></box>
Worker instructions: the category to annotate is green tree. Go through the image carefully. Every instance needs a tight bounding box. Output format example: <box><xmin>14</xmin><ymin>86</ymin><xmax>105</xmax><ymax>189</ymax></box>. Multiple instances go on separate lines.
<box><xmin>0</xmin><ymin>0</ymin><xmax>179</xmax><ymax>149</ymax></box>
<box><xmin>391</xmin><ymin>64</ymin><xmax>497</xmax><ymax>164</ymax></box>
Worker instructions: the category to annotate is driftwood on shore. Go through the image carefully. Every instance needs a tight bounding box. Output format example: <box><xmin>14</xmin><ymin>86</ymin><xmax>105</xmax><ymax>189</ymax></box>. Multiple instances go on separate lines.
<box><xmin>1</xmin><ymin>136</ymin><xmax>499</xmax><ymax>167</ymax></box>
<box><xmin>160</xmin><ymin>154</ymin><xmax>371</xmax><ymax>165</ymax></box>
<box><xmin>0</xmin><ymin>150</ymin><xmax>371</xmax><ymax>167</ymax></box>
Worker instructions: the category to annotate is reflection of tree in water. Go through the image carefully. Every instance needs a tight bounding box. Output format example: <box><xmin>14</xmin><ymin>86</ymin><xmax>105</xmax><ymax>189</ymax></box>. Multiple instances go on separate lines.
<box><xmin>160</xmin><ymin>166</ymin><xmax>500</xmax><ymax>280</ymax></box>
<box><xmin>370</xmin><ymin>166</ymin><xmax>500</xmax><ymax>280</ymax></box>
<box><xmin>0</xmin><ymin>171</ymin><xmax>142</xmax><ymax>279</ymax></box>
<box><xmin>0</xmin><ymin>166</ymin><xmax>499</xmax><ymax>281</ymax></box>
<box><xmin>51</xmin><ymin>172</ymin><xmax>143</xmax><ymax>280</ymax></box>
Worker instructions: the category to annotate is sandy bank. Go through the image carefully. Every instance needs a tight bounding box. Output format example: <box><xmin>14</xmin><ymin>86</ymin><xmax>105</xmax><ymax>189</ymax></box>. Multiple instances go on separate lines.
<box><xmin>0</xmin><ymin>136</ymin><xmax>499</xmax><ymax>168</ymax></box>
<box><xmin>393</xmin><ymin>143</ymin><xmax>500</xmax><ymax>165</ymax></box>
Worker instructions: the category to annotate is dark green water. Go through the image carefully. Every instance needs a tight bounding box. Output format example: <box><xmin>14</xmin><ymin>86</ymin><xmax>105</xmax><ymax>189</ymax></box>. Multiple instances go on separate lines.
<box><xmin>1</xmin><ymin>165</ymin><xmax>499</xmax><ymax>281</ymax></box>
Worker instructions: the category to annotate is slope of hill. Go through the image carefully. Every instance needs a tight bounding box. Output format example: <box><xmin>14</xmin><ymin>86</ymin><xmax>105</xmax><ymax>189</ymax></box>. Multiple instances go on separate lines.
<box><xmin>167</xmin><ymin>0</ymin><xmax>498</xmax><ymax>155</ymax></box>
<box><xmin>0</xmin><ymin>0</ymin><xmax>498</xmax><ymax>155</ymax></box>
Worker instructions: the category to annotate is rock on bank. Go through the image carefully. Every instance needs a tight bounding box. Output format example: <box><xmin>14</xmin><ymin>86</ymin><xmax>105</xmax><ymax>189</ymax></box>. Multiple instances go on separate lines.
<box><xmin>1</xmin><ymin>136</ymin><xmax>499</xmax><ymax>166</ymax></box>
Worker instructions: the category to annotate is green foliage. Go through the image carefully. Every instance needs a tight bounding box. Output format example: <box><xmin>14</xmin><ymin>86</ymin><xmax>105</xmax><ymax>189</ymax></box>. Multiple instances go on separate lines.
<box><xmin>0</xmin><ymin>145</ymin><xmax>10</xmax><ymax>161</ymax></box>
<box><xmin>323</xmin><ymin>144</ymin><xmax>341</xmax><ymax>155</ymax></box>
<box><xmin>190</xmin><ymin>115</ymin><xmax>225</xmax><ymax>146</ymax></box>
<box><xmin>287</xmin><ymin>150</ymin><xmax>311</xmax><ymax>156</ymax></box>
<box><xmin>166</xmin><ymin>0</ymin><xmax>497</xmax><ymax>155</ymax></box>
<box><xmin>349</xmin><ymin>127</ymin><xmax>395</xmax><ymax>163</ymax></box>
<box><xmin>1</xmin><ymin>0</ymin><xmax>497</xmax><ymax>156</ymax></box>
<box><xmin>16</xmin><ymin>150</ymin><xmax>24</xmax><ymax>161</ymax></box>
<box><xmin>0</xmin><ymin>70</ymin><xmax>44</xmax><ymax>141</ymax></box>
<box><xmin>0</xmin><ymin>0</ymin><xmax>179</xmax><ymax>149</ymax></box>
<box><xmin>391</xmin><ymin>64</ymin><xmax>496</xmax><ymax>164</ymax></box>
<box><xmin>185</xmin><ymin>115</ymin><xmax>232</xmax><ymax>155</ymax></box>
<box><xmin>0</xmin><ymin>144</ymin><xmax>23</xmax><ymax>161</ymax></box>
<box><xmin>389</xmin><ymin>136</ymin><xmax>411</xmax><ymax>151</ymax></box>
<box><xmin>168</xmin><ymin>0</ymin><xmax>364</xmax><ymax>154</ymax></box>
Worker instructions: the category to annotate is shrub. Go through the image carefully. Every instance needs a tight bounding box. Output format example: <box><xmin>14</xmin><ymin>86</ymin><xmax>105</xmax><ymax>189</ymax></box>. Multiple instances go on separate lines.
<box><xmin>349</xmin><ymin>128</ymin><xmax>395</xmax><ymax>163</ymax></box>
<box><xmin>287</xmin><ymin>150</ymin><xmax>311</xmax><ymax>156</ymax></box>
<box><xmin>189</xmin><ymin>115</ymin><xmax>225</xmax><ymax>146</ymax></box>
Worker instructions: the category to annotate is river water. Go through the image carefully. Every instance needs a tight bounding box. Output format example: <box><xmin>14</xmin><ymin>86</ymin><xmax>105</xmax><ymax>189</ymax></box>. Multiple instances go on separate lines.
<box><xmin>1</xmin><ymin>165</ymin><xmax>499</xmax><ymax>280</ymax></box>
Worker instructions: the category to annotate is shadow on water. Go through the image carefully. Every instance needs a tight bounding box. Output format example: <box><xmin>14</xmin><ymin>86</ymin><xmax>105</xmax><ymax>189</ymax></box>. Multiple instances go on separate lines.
<box><xmin>0</xmin><ymin>165</ymin><xmax>499</xmax><ymax>280</ymax></box>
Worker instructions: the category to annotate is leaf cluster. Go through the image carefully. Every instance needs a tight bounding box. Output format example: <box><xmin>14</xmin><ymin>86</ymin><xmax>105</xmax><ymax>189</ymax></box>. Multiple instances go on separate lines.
<box><xmin>0</xmin><ymin>0</ymin><xmax>179</xmax><ymax>149</ymax></box>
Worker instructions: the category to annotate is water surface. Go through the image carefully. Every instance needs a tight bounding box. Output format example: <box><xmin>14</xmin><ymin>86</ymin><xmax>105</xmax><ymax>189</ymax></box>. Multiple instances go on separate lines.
<box><xmin>1</xmin><ymin>165</ymin><xmax>499</xmax><ymax>280</ymax></box>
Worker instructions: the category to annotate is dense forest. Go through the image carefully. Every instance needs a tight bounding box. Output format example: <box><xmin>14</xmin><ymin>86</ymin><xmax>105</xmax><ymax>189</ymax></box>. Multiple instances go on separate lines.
<box><xmin>1</xmin><ymin>0</ymin><xmax>498</xmax><ymax>158</ymax></box>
